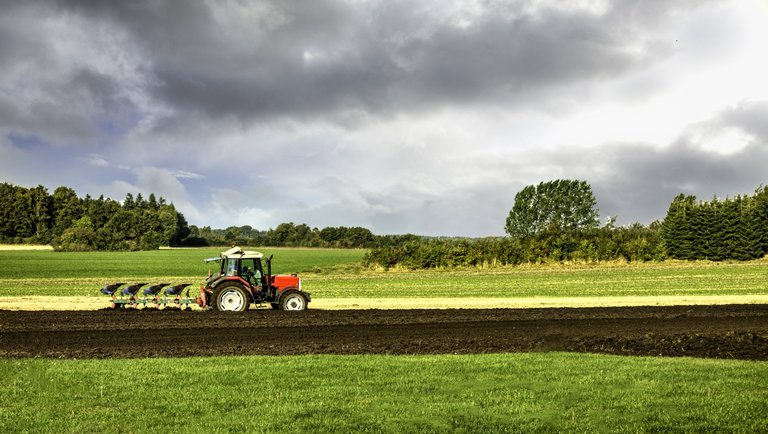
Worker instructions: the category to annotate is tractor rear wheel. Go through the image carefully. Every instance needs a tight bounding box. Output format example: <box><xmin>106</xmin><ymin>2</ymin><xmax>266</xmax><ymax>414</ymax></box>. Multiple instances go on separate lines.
<box><xmin>280</xmin><ymin>292</ymin><xmax>307</xmax><ymax>311</ymax></box>
<box><xmin>212</xmin><ymin>282</ymin><xmax>251</xmax><ymax>312</ymax></box>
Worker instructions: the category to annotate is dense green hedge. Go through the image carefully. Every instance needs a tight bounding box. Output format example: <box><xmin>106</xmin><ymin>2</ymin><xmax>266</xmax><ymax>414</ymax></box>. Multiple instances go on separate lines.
<box><xmin>364</xmin><ymin>225</ymin><xmax>665</xmax><ymax>269</ymax></box>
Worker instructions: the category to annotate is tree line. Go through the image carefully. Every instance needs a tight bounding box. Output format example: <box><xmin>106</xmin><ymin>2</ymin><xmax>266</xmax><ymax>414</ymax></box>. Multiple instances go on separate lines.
<box><xmin>3</xmin><ymin>180</ymin><xmax>767</xmax><ymax>263</ymax></box>
<box><xmin>187</xmin><ymin>222</ymin><xmax>377</xmax><ymax>248</ymax></box>
<box><xmin>0</xmin><ymin>183</ymin><xmax>190</xmax><ymax>251</ymax></box>
<box><xmin>0</xmin><ymin>182</ymin><xmax>379</xmax><ymax>250</ymax></box>
<box><xmin>363</xmin><ymin>180</ymin><xmax>768</xmax><ymax>269</ymax></box>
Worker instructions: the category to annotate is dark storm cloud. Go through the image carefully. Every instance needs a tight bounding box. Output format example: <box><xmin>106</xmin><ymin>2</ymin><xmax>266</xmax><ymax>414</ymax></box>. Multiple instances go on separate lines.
<box><xmin>49</xmin><ymin>0</ymin><xmax>698</xmax><ymax>125</ymax></box>
<box><xmin>593</xmin><ymin>141</ymin><xmax>768</xmax><ymax>224</ymax></box>
<box><xmin>0</xmin><ymin>67</ymin><xmax>137</xmax><ymax>145</ymax></box>
<box><xmin>70</xmin><ymin>69</ymin><xmax>122</xmax><ymax>112</ymax></box>
<box><xmin>0</xmin><ymin>1</ymin><xmax>142</xmax><ymax>145</ymax></box>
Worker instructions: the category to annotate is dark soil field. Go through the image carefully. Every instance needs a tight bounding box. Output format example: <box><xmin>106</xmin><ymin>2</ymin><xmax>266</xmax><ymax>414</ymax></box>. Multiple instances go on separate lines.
<box><xmin>1</xmin><ymin>305</ymin><xmax>767</xmax><ymax>360</ymax></box>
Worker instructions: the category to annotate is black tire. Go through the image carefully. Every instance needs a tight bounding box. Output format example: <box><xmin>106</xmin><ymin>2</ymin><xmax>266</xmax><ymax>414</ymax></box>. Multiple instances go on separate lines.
<box><xmin>280</xmin><ymin>292</ymin><xmax>307</xmax><ymax>311</ymax></box>
<box><xmin>211</xmin><ymin>282</ymin><xmax>251</xmax><ymax>312</ymax></box>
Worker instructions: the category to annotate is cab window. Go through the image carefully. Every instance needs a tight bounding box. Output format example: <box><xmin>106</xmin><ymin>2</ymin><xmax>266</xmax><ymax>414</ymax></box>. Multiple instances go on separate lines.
<box><xmin>224</xmin><ymin>258</ymin><xmax>239</xmax><ymax>276</ymax></box>
<box><xmin>241</xmin><ymin>258</ymin><xmax>262</xmax><ymax>279</ymax></box>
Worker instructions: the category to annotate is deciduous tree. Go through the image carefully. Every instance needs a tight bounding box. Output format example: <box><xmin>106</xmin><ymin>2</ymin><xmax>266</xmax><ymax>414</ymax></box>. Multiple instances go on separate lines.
<box><xmin>505</xmin><ymin>179</ymin><xmax>599</xmax><ymax>238</ymax></box>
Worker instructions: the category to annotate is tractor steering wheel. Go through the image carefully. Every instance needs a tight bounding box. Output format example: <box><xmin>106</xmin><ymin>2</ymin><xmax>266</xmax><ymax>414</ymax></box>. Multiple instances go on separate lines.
<box><xmin>242</xmin><ymin>267</ymin><xmax>254</xmax><ymax>285</ymax></box>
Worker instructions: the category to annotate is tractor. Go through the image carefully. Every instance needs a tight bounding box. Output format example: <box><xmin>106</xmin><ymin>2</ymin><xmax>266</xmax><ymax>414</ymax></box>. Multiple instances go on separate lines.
<box><xmin>100</xmin><ymin>246</ymin><xmax>310</xmax><ymax>312</ymax></box>
<box><xmin>200</xmin><ymin>246</ymin><xmax>310</xmax><ymax>312</ymax></box>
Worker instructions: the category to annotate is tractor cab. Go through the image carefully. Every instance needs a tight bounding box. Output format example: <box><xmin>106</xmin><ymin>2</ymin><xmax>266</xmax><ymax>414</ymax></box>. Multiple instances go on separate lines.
<box><xmin>215</xmin><ymin>248</ymin><xmax>265</xmax><ymax>285</ymax></box>
<box><xmin>205</xmin><ymin>247</ymin><xmax>264</xmax><ymax>286</ymax></box>
<box><xmin>201</xmin><ymin>247</ymin><xmax>309</xmax><ymax>312</ymax></box>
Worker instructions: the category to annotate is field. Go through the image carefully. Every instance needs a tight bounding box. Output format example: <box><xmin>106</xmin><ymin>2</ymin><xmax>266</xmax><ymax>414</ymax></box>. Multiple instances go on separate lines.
<box><xmin>0</xmin><ymin>249</ymin><xmax>767</xmax><ymax>302</ymax></box>
<box><xmin>0</xmin><ymin>248</ymin><xmax>365</xmax><ymax>298</ymax></box>
<box><xmin>2</xmin><ymin>353</ymin><xmax>766</xmax><ymax>432</ymax></box>
<box><xmin>1</xmin><ymin>248</ymin><xmax>767</xmax><ymax>431</ymax></box>
<box><xmin>3</xmin><ymin>305</ymin><xmax>766</xmax><ymax>359</ymax></box>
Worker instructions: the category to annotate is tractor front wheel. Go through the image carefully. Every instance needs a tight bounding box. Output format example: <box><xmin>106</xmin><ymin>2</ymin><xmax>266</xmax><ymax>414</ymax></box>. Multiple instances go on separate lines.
<box><xmin>212</xmin><ymin>282</ymin><xmax>251</xmax><ymax>312</ymax></box>
<box><xmin>280</xmin><ymin>292</ymin><xmax>307</xmax><ymax>311</ymax></box>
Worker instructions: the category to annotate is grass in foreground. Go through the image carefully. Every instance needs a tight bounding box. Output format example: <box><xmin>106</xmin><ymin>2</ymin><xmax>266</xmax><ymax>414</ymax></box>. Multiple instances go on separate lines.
<box><xmin>1</xmin><ymin>353</ymin><xmax>766</xmax><ymax>433</ymax></box>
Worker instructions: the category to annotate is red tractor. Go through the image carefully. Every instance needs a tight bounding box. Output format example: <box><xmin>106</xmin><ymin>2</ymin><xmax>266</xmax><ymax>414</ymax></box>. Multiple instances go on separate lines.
<box><xmin>200</xmin><ymin>247</ymin><xmax>310</xmax><ymax>312</ymax></box>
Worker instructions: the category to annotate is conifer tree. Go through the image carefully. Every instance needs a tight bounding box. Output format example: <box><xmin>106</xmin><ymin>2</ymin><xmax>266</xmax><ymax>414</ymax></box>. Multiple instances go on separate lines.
<box><xmin>661</xmin><ymin>194</ymin><xmax>696</xmax><ymax>259</ymax></box>
<box><xmin>720</xmin><ymin>197</ymin><xmax>741</xmax><ymax>260</ymax></box>
<box><xmin>737</xmin><ymin>196</ymin><xmax>762</xmax><ymax>260</ymax></box>
<box><xmin>754</xmin><ymin>186</ymin><xmax>768</xmax><ymax>256</ymax></box>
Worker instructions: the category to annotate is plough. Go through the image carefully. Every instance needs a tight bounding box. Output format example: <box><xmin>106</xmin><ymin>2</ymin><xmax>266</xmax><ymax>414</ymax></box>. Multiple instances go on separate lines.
<box><xmin>100</xmin><ymin>282</ymin><xmax>197</xmax><ymax>309</ymax></box>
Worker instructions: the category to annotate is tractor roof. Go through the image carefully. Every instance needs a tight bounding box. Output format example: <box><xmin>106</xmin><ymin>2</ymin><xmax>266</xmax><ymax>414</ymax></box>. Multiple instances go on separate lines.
<box><xmin>221</xmin><ymin>246</ymin><xmax>263</xmax><ymax>259</ymax></box>
<box><xmin>203</xmin><ymin>246</ymin><xmax>264</xmax><ymax>263</ymax></box>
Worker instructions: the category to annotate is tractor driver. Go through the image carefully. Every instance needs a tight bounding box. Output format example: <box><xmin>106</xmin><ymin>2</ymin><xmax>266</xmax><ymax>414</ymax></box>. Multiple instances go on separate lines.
<box><xmin>242</xmin><ymin>266</ymin><xmax>262</xmax><ymax>288</ymax></box>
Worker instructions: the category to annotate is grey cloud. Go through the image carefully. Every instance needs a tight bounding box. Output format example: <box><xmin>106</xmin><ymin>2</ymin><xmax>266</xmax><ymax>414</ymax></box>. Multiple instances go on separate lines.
<box><xmin>46</xmin><ymin>0</ymin><xmax>701</xmax><ymax>126</ymax></box>
<box><xmin>0</xmin><ymin>67</ymin><xmax>139</xmax><ymax>146</ymax></box>
<box><xmin>558</xmin><ymin>103</ymin><xmax>768</xmax><ymax>225</ymax></box>
<box><xmin>0</xmin><ymin>1</ymin><xmax>145</xmax><ymax>146</ymax></box>
<box><xmin>283</xmin><ymin>179</ymin><xmax>516</xmax><ymax>237</ymax></box>
<box><xmin>70</xmin><ymin>69</ymin><xmax>123</xmax><ymax>112</ymax></box>
<box><xmin>719</xmin><ymin>101</ymin><xmax>768</xmax><ymax>142</ymax></box>
<box><xmin>600</xmin><ymin>141</ymin><xmax>767</xmax><ymax>224</ymax></box>
<box><xmin>394</xmin><ymin>10</ymin><xmax>636</xmax><ymax>104</ymax></box>
<box><xmin>369</xmin><ymin>185</ymin><xmax>516</xmax><ymax>236</ymax></box>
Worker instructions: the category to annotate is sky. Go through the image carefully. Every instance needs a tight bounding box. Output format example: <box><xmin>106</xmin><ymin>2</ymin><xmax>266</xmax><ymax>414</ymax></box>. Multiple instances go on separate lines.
<box><xmin>1</xmin><ymin>0</ymin><xmax>767</xmax><ymax>237</ymax></box>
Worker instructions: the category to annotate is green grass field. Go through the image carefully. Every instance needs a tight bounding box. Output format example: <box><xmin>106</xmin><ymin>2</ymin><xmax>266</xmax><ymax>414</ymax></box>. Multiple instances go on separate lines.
<box><xmin>1</xmin><ymin>353</ymin><xmax>766</xmax><ymax>433</ymax></box>
<box><xmin>309</xmin><ymin>261</ymin><xmax>768</xmax><ymax>298</ymax></box>
<box><xmin>0</xmin><ymin>249</ymin><xmax>767</xmax><ymax>298</ymax></box>
<box><xmin>0</xmin><ymin>248</ymin><xmax>364</xmax><ymax>297</ymax></box>
<box><xmin>0</xmin><ymin>248</ymin><xmax>366</xmax><ymax>278</ymax></box>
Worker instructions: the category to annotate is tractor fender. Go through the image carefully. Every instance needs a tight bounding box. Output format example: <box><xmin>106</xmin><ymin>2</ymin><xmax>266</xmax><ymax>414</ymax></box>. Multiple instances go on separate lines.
<box><xmin>212</xmin><ymin>277</ymin><xmax>255</xmax><ymax>299</ymax></box>
<box><xmin>277</xmin><ymin>288</ymin><xmax>311</xmax><ymax>304</ymax></box>
<box><xmin>276</xmin><ymin>287</ymin><xmax>299</xmax><ymax>303</ymax></box>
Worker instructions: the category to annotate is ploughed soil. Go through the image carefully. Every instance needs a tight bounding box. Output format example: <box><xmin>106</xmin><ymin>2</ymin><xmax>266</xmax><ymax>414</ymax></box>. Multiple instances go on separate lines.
<box><xmin>1</xmin><ymin>305</ymin><xmax>767</xmax><ymax>360</ymax></box>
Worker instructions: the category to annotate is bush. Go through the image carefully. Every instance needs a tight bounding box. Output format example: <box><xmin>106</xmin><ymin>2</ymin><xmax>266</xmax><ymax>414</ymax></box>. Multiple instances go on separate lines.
<box><xmin>363</xmin><ymin>226</ymin><xmax>666</xmax><ymax>270</ymax></box>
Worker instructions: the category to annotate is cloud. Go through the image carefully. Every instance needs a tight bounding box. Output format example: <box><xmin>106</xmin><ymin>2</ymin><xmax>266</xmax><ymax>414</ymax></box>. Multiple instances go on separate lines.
<box><xmin>86</xmin><ymin>153</ymin><xmax>109</xmax><ymax>168</ymax></box>
<box><xmin>169</xmin><ymin>170</ymin><xmax>205</xmax><ymax>180</ymax></box>
<box><xmin>46</xmin><ymin>0</ymin><xmax>706</xmax><ymax>127</ymax></box>
<box><xmin>552</xmin><ymin>101</ymin><xmax>768</xmax><ymax>224</ymax></box>
<box><xmin>106</xmin><ymin>166</ymin><xmax>210</xmax><ymax>223</ymax></box>
<box><xmin>1</xmin><ymin>0</ymin><xmax>766</xmax><ymax>237</ymax></box>
<box><xmin>719</xmin><ymin>100</ymin><xmax>768</xmax><ymax>143</ymax></box>
<box><xmin>0</xmin><ymin>1</ymin><xmax>152</xmax><ymax>150</ymax></box>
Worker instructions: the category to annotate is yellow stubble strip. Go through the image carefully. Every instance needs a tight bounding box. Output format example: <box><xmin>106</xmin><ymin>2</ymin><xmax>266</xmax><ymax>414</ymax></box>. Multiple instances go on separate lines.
<box><xmin>1</xmin><ymin>295</ymin><xmax>767</xmax><ymax>311</ymax></box>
